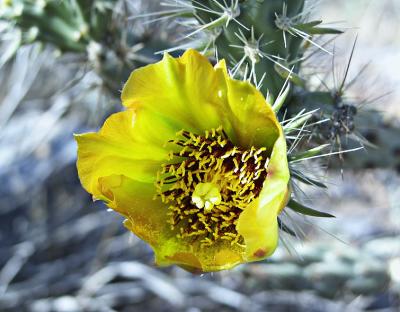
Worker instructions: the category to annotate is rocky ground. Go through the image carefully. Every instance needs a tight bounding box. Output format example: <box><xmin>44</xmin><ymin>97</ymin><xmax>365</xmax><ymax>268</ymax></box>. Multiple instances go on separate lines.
<box><xmin>0</xmin><ymin>161</ymin><xmax>399</xmax><ymax>311</ymax></box>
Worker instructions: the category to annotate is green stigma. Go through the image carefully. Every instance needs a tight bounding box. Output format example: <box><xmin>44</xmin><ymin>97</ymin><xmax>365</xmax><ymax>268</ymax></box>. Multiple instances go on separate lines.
<box><xmin>192</xmin><ymin>182</ymin><xmax>222</xmax><ymax>213</ymax></box>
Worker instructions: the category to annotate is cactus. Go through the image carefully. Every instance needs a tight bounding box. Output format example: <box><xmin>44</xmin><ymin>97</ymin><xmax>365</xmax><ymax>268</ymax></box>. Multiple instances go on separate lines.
<box><xmin>2</xmin><ymin>0</ymin><xmax>398</xmax><ymax>226</ymax></box>
<box><xmin>152</xmin><ymin>0</ymin><xmax>399</xmax><ymax>172</ymax></box>
<box><xmin>0</xmin><ymin>0</ymin><xmax>168</xmax><ymax>98</ymax></box>
<box><xmin>0</xmin><ymin>0</ymin><xmax>399</xmax><ymax>301</ymax></box>
<box><xmin>290</xmin><ymin>90</ymin><xmax>400</xmax><ymax>171</ymax></box>
<box><xmin>2</xmin><ymin>1</ymin><xmax>399</xmax><ymax>171</ymax></box>
<box><xmin>247</xmin><ymin>238</ymin><xmax>394</xmax><ymax>298</ymax></box>
<box><xmin>181</xmin><ymin>0</ymin><xmax>342</xmax><ymax>99</ymax></box>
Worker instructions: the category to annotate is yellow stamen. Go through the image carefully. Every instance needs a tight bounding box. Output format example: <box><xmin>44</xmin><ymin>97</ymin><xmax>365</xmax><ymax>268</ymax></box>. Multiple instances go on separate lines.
<box><xmin>155</xmin><ymin>127</ymin><xmax>270</xmax><ymax>247</ymax></box>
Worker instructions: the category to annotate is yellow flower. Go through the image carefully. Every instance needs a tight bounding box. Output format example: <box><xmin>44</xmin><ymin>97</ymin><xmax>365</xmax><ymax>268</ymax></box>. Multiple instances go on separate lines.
<box><xmin>75</xmin><ymin>49</ymin><xmax>290</xmax><ymax>273</ymax></box>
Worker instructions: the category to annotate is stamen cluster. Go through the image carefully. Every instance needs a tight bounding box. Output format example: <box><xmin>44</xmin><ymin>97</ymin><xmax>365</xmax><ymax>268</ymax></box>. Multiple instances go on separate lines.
<box><xmin>156</xmin><ymin>127</ymin><xmax>270</xmax><ymax>247</ymax></box>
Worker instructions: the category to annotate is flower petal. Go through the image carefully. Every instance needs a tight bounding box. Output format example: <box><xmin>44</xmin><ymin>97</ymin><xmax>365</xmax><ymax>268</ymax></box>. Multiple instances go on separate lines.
<box><xmin>75</xmin><ymin>110</ymin><xmax>170</xmax><ymax>197</ymax></box>
<box><xmin>237</xmin><ymin>133</ymin><xmax>290</xmax><ymax>261</ymax></box>
<box><xmin>76</xmin><ymin>50</ymin><xmax>291</xmax><ymax>272</ymax></box>
<box><xmin>98</xmin><ymin>174</ymin><xmax>168</xmax><ymax>246</ymax></box>
<box><xmin>122</xmin><ymin>50</ymin><xmax>282</xmax><ymax>152</ymax></box>
<box><xmin>100</xmin><ymin>176</ymin><xmax>245</xmax><ymax>273</ymax></box>
<box><xmin>215</xmin><ymin>59</ymin><xmax>281</xmax><ymax>150</ymax></box>
<box><xmin>154</xmin><ymin>239</ymin><xmax>245</xmax><ymax>273</ymax></box>
<box><xmin>121</xmin><ymin>49</ymin><xmax>224</xmax><ymax>133</ymax></box>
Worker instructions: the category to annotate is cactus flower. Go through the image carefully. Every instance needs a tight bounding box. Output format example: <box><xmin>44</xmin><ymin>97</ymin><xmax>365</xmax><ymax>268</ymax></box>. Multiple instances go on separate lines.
<box><xmin>75</xmin><ymin>49</ymin><xmax>290</xmax><ymax>273</ymax></box>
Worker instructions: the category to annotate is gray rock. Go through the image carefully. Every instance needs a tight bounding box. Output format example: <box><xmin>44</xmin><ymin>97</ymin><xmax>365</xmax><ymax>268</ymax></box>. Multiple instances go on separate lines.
<box><xmin>363</xmin><ymin>237</ymin><xmax>400</xmax><ymax>260</ymax></box>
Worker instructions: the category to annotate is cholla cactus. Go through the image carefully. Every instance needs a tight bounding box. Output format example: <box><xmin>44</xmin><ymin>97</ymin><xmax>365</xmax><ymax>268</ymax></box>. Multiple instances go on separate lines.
<box><xmin>0</xmin><ymin>0</ymin><xmax>165</xmax><ymax>96</ymax></box>
<box><xmin>2</xmin><ymin>0</ymin><xmax>399</xmax><ymax>271</ymax></box>
<box><xmin>154</xmin><ymin>0</ymin><xmax>340</xmax><ymax>97</ymax></box>
<box><xmin>145</xmin><ymin>0</ymin><xmax>400</xmax><ymax>171</ymax></box>
<box><xmin>73</xmin><ymin>1</ymin><xmax>344</xmax><ymax>271</ymax></box>
<box><xmin>1</xmin><ymin>0</ymin><xmax>104</xmax><ymax>52</ymax></box>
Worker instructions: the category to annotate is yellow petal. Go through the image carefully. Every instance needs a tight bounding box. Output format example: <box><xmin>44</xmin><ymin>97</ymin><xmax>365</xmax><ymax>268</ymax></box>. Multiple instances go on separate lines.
<box><xmin>215</xmin><ymin>60</ymin><xmax>290</xmax><ymax>261</ymax></box>
<box><xmin>121</xmin><ymin>49</ymin><xmax>223</xmax><ymax>133</ymax></box>
<box><xmin>75</xmin><ymin>110</ymin><xmax>169</xmax><ymax>197</ymax></box>
<box><xmin>98</xmin><ymin>175</ymin><xmax>168</xmax><ymax>246</ymax></box>
<box><xmin>100</xmin><ymin>175</ymin><xmax>245</xmax><ymax>273</ymax></box>
<box><xmin>237</xmin><ymin>133</ymin><xmax>290</xmax><ymax>261</ymax></box>
<box><xmin>122</xmin><ymin>50</ymin><xmax>281</xmax><ymax>152</ymax></box>
<box><xmin>215</xmin><ymin>59</ymin><xmax>281</xmax><ymax>150</ymax></box>
<box><xmin>154</xmin><ymin>239</ymin><xmax>245</xmax><ymax>273</ymax></box>
<box><xmin>76</xmin><ymin>50</ymin><xmax>291</xmax><ymax>272</ymax></box>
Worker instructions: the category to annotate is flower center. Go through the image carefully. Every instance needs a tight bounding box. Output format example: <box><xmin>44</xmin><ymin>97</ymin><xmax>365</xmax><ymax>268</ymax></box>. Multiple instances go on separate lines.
<box><xmin>155</xmin><ymin>127</ymin><xmax>270</xmax><ymax>247</ymax></box>
<box><xmin>192</xmin><ymin>182</ymin><xmax>222</xmax><ymax>212</ymax></box>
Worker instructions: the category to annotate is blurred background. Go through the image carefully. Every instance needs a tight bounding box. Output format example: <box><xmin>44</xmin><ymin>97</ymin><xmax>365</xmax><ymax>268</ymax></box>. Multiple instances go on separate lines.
<box><xmin>0</xmin><ymin>0</ymin><xmax>399</xmax><ymax>311</ymax></box>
